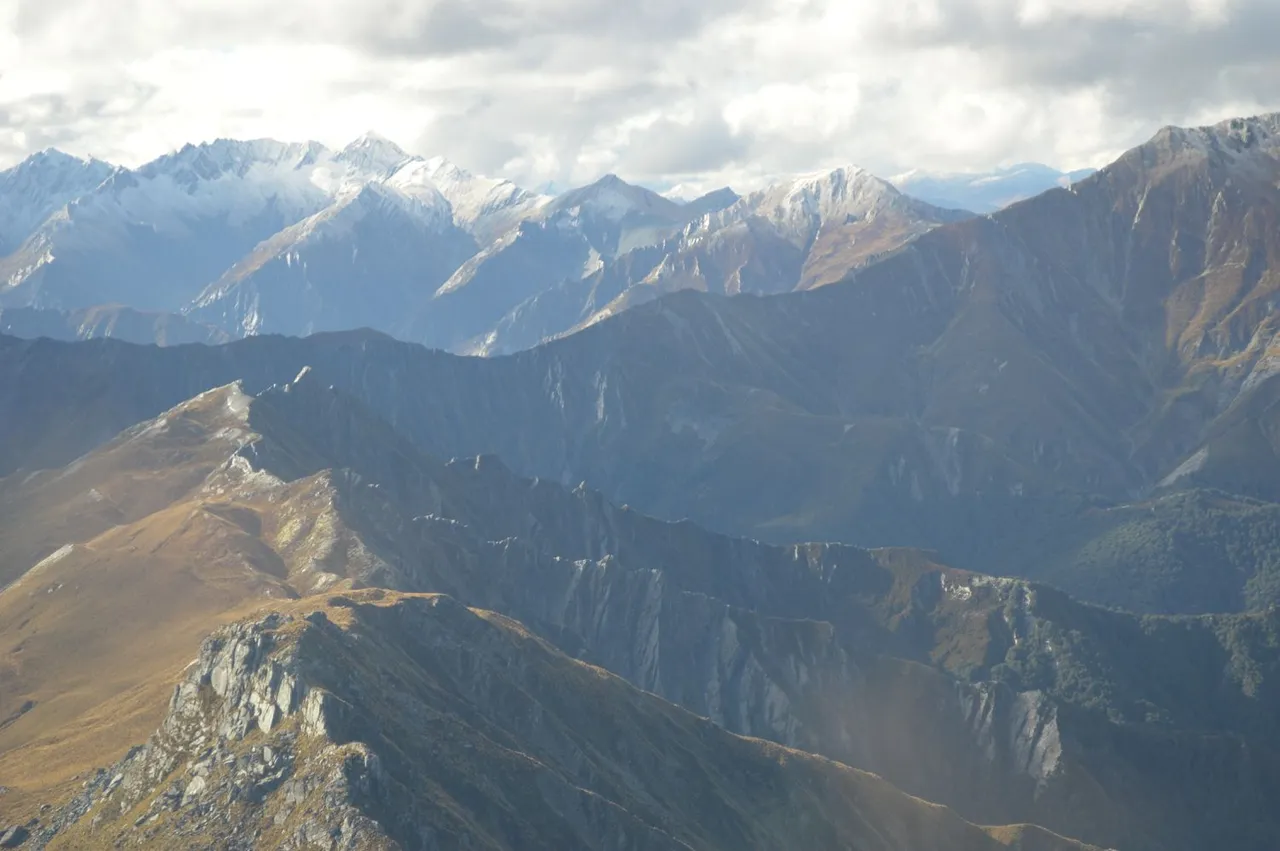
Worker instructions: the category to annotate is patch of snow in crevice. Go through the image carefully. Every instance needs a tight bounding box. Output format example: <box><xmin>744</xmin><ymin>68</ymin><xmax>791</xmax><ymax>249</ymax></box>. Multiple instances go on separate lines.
<box><xmin>1159</xmin><ymin>446</ymin><xmax>1209</xmax><ymax>488</ymax></box>
<box><xmin>33</xmin><ymin>543</ymin><xmax>75</xmax><ymax>570</ymax></box>
<box><xmin>224</xmin><ymin>383</ymin><xmax>253</xmax><ymax>420</ymax></box>
<box><xmin>5</xmin><ymin>543</ymin><xmax>77</xmax><ymax>595</ymax></box>
<box><xmin>1241</xmin><ymin>351</ymin><xmax>1280</xmax><ymax>395</ymax></box>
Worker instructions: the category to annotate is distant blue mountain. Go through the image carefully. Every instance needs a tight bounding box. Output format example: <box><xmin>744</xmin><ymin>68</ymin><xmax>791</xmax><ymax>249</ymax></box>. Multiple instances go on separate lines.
<box><xmin>892</xmin><ymin>163</ymin><xmax>1098</xmax><ymax>213</ymax></box>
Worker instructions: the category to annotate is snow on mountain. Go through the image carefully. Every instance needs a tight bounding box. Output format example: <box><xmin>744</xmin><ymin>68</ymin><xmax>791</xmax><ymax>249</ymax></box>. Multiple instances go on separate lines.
<box><xmin>0</xmin><ymin>135</ymin><xmax>483</xmax><ymax>313</ymax></box>
<box><xmin>216</xmin><ymin>179</ymin><xmax>455</xmax><ymax>269</ymax></box>
<box><xmin>397</xmin><ymin>173</ymin><xmax>702</xmax><ymax>352</ymax></box>
<box><xmin>471</xmin><ymin>168</ymin><xmax>966</xmax><ymax>355</ymax></box>
<box><xmin>542</xmin><ymin>173</ymin><xmax>686</xmax><ymax>224</ymax></box>
<box><xmin>188</xmin><ymin>180</ymin><xmax>475</xmax><ymax>338</ymax></box>
<box><xmin>892</xmin><ymin>163</ymin><xmax>1097</xmax><ymax>213</ymax></box>
<box><xmin>0</xmin><ymin>149</ymin><xmax>114</xmax><ymax>255</ymax></box>
<box><xmin>1</xmin><ymin>135</ymin><xmax>968</xmax><ymax>357</ymax></box>
<box><xmin>104</xmin><ymin>139</ymin><xmax>341</xmax><ymax>232</ymax></box>
<box><xmin>710</xmin><ymin>165</ymin><xmax>945</xmax><ymax>248</ymax></box>
<box><xmin>336</xmin><ymin>131</ymin><xmax>414</xmax><ymax>178</ymax></box>
<box><xmin>0</xmin><ymin>139</ymin><xmax>367</xmax><ymax>312</ymax></box>
<box><xmin>390</xmin><ymin>157</ymin><xmax>548</xmax><ymax>242</ymax></box>
<box><xmin>1145</xmin><ymin>113</ymin><xmax>1280</xmax><ymax>167</ymax></box>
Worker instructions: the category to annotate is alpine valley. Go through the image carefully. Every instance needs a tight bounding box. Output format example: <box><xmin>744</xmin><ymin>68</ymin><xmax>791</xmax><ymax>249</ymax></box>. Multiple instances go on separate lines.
<box><xmin>1</xmin><ymin>113</ymin><xmax>1280</xmax><ymax>851</ymax></box>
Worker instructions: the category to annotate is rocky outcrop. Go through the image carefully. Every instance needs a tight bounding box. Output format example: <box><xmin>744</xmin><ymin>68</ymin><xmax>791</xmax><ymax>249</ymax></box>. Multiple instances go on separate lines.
<box><xmin>30</xmin><ymin>596</ymin><xmax>1100</xmax><ymax>851</ymax></box>
<box><xmin>5</xmin><ymin>371</ymin><xmax>1274</xmax><ymax>849</ymax></box>
<box><xmin>28</xmin><ymin>613</ymin><xmax>392</xmax><ymax>850</ymax></box>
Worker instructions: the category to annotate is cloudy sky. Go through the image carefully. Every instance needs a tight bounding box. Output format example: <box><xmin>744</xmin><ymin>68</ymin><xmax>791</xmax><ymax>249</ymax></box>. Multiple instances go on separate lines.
<box><xmin>2</xmin><ymin>0</ymin><xmax>1279</xmax><ymax>192</ymax></box>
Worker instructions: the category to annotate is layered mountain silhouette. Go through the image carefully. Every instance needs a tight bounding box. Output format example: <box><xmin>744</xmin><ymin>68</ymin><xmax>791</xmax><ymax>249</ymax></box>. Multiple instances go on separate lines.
<box><xmin>4</xmin><ymin>112</ymin><xmax>1280</xmax><ymax>850</ymax></box>
<box><xmin>3</xmin><ymin>127</ymin><xmax>1279</xmax><ymax>620</ymax></box>
<box><xmin>3</xmin><ymin>367</ymin><xmax>1278</xmax><ymax>850</ymax></box>
<box><xmin>0</xmin><ymin>139</ymin><xmax>963</xmax><ymax>355</ymax></box>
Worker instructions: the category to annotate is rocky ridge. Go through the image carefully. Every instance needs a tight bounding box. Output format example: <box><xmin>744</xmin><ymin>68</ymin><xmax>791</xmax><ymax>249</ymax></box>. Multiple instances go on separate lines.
<box><xmin>3</xmin><ymin>373</ymin><xmax>1277</xmax><ymax>849</ymax></box>
<box><xmin>27</xmin><ymin>594</ymin><xmax>1102</xmax><ymax>851</ymax></box>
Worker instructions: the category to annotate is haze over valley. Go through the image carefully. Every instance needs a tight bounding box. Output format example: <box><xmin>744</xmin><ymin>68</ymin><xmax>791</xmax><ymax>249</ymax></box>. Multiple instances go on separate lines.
<box><xmin>4</xmin><ymin>1</ymin><xmax>1280</xmax><ymax>849</ymax></box>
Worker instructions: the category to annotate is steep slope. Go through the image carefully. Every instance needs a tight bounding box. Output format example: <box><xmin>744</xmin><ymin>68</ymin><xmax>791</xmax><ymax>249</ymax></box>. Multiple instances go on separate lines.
<box><xmin>539</xmin><ymin>173</ymin><xmax>690</xmax><ymax>255</ymax></box>
<box><xmin>334</xmin><ymin>131</ymin><xmax>414</xmax><ymax>178</ymax></box>
<box><xmin>0</xmin><ymin>135</ymin><xmax>509</xmax><ymax>323</ymax></box>
<box><xmin>0</xmin><ymin>151</ymin><xmax>114</xmax><ymax>256</ymax></box>
<box><xmin>30</xmin><ymin>594</ymin><xmax>1099</xmax><ymax>851</ymax></box>
<box><xmin>3</xmin><ymin>142</ymin><xmax>964</xmax><ymax>356</ymax></box>
<box><xmin>2</xmin><ymin>372</ymin><xmax>1276</xmax><ymax>850</ymax></box>
<box><xmin>893</xmin><ymin>164</ymin><xmax>1098</xmax><ymax>213</ymax></box>
<box><xmin>732</xmin><ymin>165</ymin><xmax>970</xmax><ymax>288</ymax></box>
<box><xmin>405</xmin><ymin>175</ymin><xmax>694</xmax><ymax>351</ymax></box>
<box><xmin>474</xmin><ymin>167</ymin><xmax>967</xmax><ymax>354</ymax></box>
<box><xmin>2</xmin><ymin>116</ymin><xmax>1279</xmax><ymax>611</ymax></box>
<box><xmin>0</xmin><ymin>375</ymin><xmax>1077</xmax><ymax>847</ymax></box>
<box><xmin>0</xmin><ymin>305</ymin><xmax>228</xmax><ymax>346</ymax></box>
<box><xmin>2</xmin><ymin>258</ymin><xmax>1278</xmax><ymax>620</ymax></box>
<box><xmin>186</xmin><ymin>182</ymin><xmax>476</xmax><ymax>338</ymax></box>
<box><xmin>390</xmin><ymin>156</ymin><xmax>549</xmax><ymax>243</ymax></box>
<box><xmin>0</xmin><ymin>140</ymin><xmax>343</xmax><ymax>312</ymax></box>
<box><xmin>0</xmin><ymin>382</ymin><xmax>332</xmax><ymax>814</ymax></box>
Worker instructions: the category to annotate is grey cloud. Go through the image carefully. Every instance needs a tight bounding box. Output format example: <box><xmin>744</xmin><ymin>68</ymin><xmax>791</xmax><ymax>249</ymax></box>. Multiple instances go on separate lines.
<box><xmin>406</xmin><ymin>77</ymin><xmax>688</xmax><ymax>181</ymax></box>
<box><xmin>618</xmin><ymin>110</ymin><xmax>753</xmax><ymax>177</ymax></box>
<box><xmin>11</xmin><ymin>0</ymin><xmax>761</xmax><ymax>62</ymax></box>
<box><xmin>354</xmin><ymin>0</ymin><xmax>519</xmax><ymax>57</ymax></box>
<box><xmin>878</xmin><ymin>0</ymin><xmax>1280</xmax><ymax>121</ymax></box>
<box><xmin>5</xmin><ymin>0</ymin><xmax>1280</xmax><ymax>185</ymax></box>
<box><xmin>0</xmin><ymin>84</ymin><xmax>164</xmax><ymax>163</ymax></box>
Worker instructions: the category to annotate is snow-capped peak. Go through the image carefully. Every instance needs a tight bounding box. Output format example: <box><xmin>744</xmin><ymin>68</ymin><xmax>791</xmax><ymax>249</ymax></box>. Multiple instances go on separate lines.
<box><xmin>763</xmin><ymin>164</ymin><xmax>897</xmax><ymax>216</ymax></box>
<box><xmin>141</xmin><ymin>139</ymin><xmax>328</xmax><ymax>181</ymax></box>
<box><xmin>389</xmin><ymin>155</ymin><xmax>547</xmax><ymax>235</ymax></box>
<box><xmin>338</xmin><ymin>131</ymin><xmax>412</xmax><ymax>178</ymax></box>
<box><xmin>695</xmin><ymin>164</ymin><xmax>900</xmax><ymax>244</ymax></box>
<box><xmin>0</xmin><ymin>148</ymin><xmax>116</xmax><ymax>254</ymax></box>
<box><xmin>22</xmin><ymin>138</ymin><xmax>379</xmax><ymax>247</ymax></box>
<box><xmin>269</xmin><ymin>180</ymin><xmax>452</xmax><ymax>246</ymax></box>
<box><xmin>1145</xmin><ymin>113</ymin><xmax>1280</xmax><ymax>165</ymax></box>
<box><xmin>545</xmin><ymin>173</ymin><xmax>684</xmax><ymax>223</ymax></box>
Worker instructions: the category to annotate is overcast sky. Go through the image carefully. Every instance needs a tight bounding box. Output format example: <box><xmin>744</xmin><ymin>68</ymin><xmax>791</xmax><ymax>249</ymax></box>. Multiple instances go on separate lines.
<box><xmin>3</xmin><ymin>0</ymin><xmax>1279</xmax><ymax>192</ymax></box>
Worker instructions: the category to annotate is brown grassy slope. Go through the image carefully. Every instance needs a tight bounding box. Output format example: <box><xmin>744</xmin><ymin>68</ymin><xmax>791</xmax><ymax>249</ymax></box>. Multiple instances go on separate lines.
<box><xmin>0</xmin><ymin>382</ymin><xmax>259</xmax><ymax>588</ymax></box>
<box><xmin>47</xmin><ymin>590</ymin><xmax>1101</xmax><ymax>851</ymax></box>
<box><xmin>0</xmin><ymin>385</ymin><xmax>369</xmax><ymax>819</ymax></box>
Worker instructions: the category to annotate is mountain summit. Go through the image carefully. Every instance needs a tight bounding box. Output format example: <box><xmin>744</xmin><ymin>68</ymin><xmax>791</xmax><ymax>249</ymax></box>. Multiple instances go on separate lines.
<box><xmin>337</xmin><ymin>130</ymin><xmax>413</xmax><ymax>176</ymax></box>
<box><xmin>0</xmin><ymin>149</ymin><xmax>114</xmax><ymax>255</ymax></box>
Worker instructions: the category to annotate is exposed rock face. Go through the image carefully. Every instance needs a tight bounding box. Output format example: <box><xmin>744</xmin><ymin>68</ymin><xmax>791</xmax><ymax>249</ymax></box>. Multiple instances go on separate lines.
<box><xmin>0</xmin><ymin>825</ymin><xmax>29</xmax><ymax>848</ymax></box>
<box><xmin>7</xmin><ymin>115</ymin><xmax>1280</xmax><ymax>619</ymax></box>
<box><xmin>29</xmin><ymin>596</ymin><xmax>1100</xmax><ymax>851</ymax></box>
<box><xmin>30</xmin><ymin>613</ymin><xmax>394</xmax><ymax>850</ymax></box>
<box><xmin>4</xmin><ymin>374</ymin><xmax>1260</xmax><ymax>849</ymax></box>
<box><xmin>0</xmin><ymin>146</ymin><xmax>959</xmax><ymax>356</ymax></box>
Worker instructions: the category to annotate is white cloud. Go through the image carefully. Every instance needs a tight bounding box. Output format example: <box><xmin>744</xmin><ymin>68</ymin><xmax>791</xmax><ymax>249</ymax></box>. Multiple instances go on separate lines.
<box><xmin>2</xmin><ymin>0</ymin><xmax>1278</xmax><ymax>193</ymax></box>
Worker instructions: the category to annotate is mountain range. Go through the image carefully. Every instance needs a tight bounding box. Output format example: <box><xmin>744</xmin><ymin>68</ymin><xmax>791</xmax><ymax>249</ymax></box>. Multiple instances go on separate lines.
<box><xmin>3</xmin><ymin>112</ymin><xmax>1280</xmax><ymax>850</ymax></box>
<box><xmin>0</xmin><ymin>360</ymin><xmax>1274</xmax><ymax>851</ymax></box>
<box><xmin>4</xmin><ymin>116</ymin><xmax>1277</xmax><ymax>615</ymax></box>
<box><xmin>0</xmin><ymin>135</ymin><xmax>1007</xmax><ymax>355</ymax></box>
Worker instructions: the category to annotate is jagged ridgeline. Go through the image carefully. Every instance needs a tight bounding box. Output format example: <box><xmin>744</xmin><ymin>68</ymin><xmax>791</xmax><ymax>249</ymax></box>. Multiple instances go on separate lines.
<box><xmin>0</xmin><ymin>113</ymin><xmax>1279</xmax><ymax>623</ymax></box>
<box><xmin>27</xmin><ymin>594</ymin><xmax>1099</xmax><ymax>851</ymax></box>
<box><xmin>1</xmin><ymin>112</ymin><xmax>1280</xmax><ymax>850</ymax></box>
<box><xmin>0</xmin><ymin>135</ymin><xmax>966</xmax><ymax>357</ymax></box>
<box><xmin>0</xmin><ymin>369</ymin><xmax>1276</xmax><ymax>850</ymax></box>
